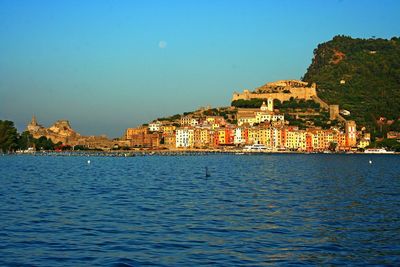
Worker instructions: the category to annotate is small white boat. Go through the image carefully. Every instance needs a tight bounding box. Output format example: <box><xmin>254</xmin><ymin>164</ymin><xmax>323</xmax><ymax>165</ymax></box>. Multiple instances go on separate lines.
<box><xmin>243</xmin><ymin>144</ymin><xmax>268</xmax><ymax>152</ymax></box>
<box><xmin>364</xmin><ymin>148</ymin><xmax>395</xmax><ymax>154</ymax></box>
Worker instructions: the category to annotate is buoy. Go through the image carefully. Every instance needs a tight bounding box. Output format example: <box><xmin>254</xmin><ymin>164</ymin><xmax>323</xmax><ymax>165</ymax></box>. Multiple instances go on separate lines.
<box><xmin>369</xmin><ymin>160</ymin><xmax>372</xmax><ymax>164</ymax></box>
<box><xmin>87</xmin><ymin>160</ymin><xmax>91</xmax><ymax>164</ymax></box>
<box><xmin>205</xmin><ymin>167</ymin><xmax>210</xmax><ymax>177</ymax></box>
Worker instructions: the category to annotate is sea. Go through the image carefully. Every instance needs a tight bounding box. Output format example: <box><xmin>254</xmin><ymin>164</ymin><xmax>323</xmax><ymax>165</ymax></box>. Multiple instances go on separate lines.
<box><xmin>0</xmin><ymin>154</ymin><xmax>399</xmax><ymax>266</ymax></box>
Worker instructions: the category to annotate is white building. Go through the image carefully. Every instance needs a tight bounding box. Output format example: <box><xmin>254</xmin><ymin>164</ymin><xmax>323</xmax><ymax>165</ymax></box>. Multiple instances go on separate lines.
<box><xmin>234</xmin><ymin>128</ymin><xmax>244</xmax><ymax>145</ymax></box>
<box><xmin>237</xmin><ymin>100</ymin><xmax>284</xmax><ymax>126</ymax></box>
<box><xmin>175</xmin><ymin>128</ymin><xmax>194</xmax><ymax>148</ymax></box>
<box><xmin>149</xmin><ymin>121</ymin><xmax>162</xmax><ymax>132</ymax></box>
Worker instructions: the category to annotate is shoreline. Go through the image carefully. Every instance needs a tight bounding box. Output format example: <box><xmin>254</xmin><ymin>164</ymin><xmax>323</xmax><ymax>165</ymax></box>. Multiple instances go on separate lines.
<box><xmin>3</xmin><ymin>149</ymin><xmax>399</xmax><ymax>157</ymax></box>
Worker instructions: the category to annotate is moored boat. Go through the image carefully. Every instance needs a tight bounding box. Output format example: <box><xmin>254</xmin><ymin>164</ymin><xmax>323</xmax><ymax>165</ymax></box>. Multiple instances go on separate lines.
<box><xmin>243</xmin><ymin>144</ymin><xmax>269</xmax><ymax>152</ymax></box>
<box><xmin>364</xmin><ymin>148</ymin><xmax>395</xmax><ymax>154</ymax></box>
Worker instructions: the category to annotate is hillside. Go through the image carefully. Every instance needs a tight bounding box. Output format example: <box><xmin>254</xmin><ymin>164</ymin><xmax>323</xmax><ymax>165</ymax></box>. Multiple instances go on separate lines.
<box><xmin>303</xmin><ymin>35</ymin><xmax>400</xmax><ymax>135</ymax></box>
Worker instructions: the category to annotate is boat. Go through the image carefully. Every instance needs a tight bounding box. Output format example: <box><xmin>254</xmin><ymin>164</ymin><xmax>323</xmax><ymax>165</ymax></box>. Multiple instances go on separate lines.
<box><xmin>364</xmin><ymin>148</ymin><xmax>395</xmax><ymax>154</ymax></box>
<box><xmin>243</xmin><ymin>144</ymin><xmax>268</xmax><ymax>152</ymax></box>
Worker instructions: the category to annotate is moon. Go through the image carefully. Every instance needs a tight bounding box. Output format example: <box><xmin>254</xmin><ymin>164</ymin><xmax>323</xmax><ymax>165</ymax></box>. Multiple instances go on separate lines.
<box><xmin>158</xmin><ymin>40</ymin><xmax>167</xmax><ymax>49</ymax></box>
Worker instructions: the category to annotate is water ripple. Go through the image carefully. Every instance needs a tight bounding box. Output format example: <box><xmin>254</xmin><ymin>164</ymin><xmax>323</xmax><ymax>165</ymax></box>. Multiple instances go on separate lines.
<box><xmin>0</xmin><ymin>154</ymin><xmax>399</xmax><ymax>266</ymax></box>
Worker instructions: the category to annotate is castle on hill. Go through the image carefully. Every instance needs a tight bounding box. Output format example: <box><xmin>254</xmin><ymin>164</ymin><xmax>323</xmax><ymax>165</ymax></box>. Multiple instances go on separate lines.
<box><xmin>232</xmin><ymin>79</ymin><xmax>317</xmax><ymax>102</ymax></box>
<box><xmin>26</xmin><ymin>115</ymin><xmax>80</xmax><ymax>144</ymax></box>
<box><xmin>26</xmin><ymin>115</ymin><xmax>130</xmax><ymax>149</ymax></box>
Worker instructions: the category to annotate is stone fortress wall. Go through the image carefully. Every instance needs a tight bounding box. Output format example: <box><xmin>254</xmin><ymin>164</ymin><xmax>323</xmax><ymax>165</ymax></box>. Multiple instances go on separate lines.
<box><xmin>232</xmin><ymin>79</ymin><xmax>347</xmax><ymax>123</ymax></box>
<box><xmin>232</xmin><ymin>80</ymin><xmax>317</xmax><ymax>102</ymax></box>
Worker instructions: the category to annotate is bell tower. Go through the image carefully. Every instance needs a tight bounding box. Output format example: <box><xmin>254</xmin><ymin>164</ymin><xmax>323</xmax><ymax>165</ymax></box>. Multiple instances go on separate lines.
<box><xmin>260</xmin><ymin>101</ymin><xmax>268</xmax><ymax>112</ymax></box>
<box><xmin>31</xmin><ymin>115</ymin><xmax>38</xmax><ymax>126</ymax></box>
<box><xmin>267</xmin><ymin>98</ymin><xmax>274</xmax><ymax>112</ymax></box>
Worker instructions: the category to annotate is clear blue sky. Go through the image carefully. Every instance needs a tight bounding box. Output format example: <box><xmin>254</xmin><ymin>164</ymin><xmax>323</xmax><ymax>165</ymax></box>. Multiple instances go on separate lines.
<box><xmin>1</xmin><ymin>0</ymin><xmax>399</xmax><ymax>137</ymax></box>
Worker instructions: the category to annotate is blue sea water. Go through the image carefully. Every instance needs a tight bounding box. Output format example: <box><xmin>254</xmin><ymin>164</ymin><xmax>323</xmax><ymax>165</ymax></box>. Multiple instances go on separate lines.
<box><xmin>0</xmin><ymin>154</ymin><xmax>399</xmax><ymax>266</ymax></box>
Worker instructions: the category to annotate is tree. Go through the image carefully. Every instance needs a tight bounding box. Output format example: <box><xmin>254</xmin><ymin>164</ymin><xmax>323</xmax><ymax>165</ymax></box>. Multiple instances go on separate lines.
<box><xmin>17</xmin><ymin>131</ymin><xmax>34</xmax><ymax>150</ymax></box>
<box><xmin>0</xmin><ymin>120</ymin><xmax>19</xmax><ymax>153</ymax></box>
<box><xmin>34</xmin><ymin>136</ymin><xmax>56</xmax><ymax>151</ymax></box>
<box><xmin>328</xmin><ymin>142</ymin><xmax>338</xmax><ymax>152</ymax></box>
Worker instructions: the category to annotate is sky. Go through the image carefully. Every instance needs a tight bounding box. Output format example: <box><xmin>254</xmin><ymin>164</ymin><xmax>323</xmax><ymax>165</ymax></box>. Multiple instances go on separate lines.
<box><xmin>1</xmin><ymin>0</ymin><xmax>399</xmax><ymax>137</ymax></box>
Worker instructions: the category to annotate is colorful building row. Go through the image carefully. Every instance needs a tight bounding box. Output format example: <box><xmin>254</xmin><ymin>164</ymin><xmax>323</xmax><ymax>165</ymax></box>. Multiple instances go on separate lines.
<box><xmin>125</xmin><ymin>119</ymin><xmax>363</xmax><ymax>151</ymax></box>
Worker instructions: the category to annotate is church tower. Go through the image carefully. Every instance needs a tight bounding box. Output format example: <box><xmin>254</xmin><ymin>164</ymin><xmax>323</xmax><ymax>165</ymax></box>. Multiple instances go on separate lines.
<box><xmin>260</xmin><ymin>101</ymin><xmax>268</xmax><ymax>112</ymax></box>
<box><xmin>31</xmin><ymin>115</ymin><xmax>38</xmax><ymax>126</ymax></box>
<box><xmin>267</xmin><ymin>98</ymin><xmax>274</xmax><ymax>112</ymax></box>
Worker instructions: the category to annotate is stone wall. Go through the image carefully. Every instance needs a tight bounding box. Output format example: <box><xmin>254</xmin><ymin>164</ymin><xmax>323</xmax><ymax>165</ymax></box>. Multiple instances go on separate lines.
<box><xmin>232</xmin><ymin>86</ymin><xmax>317</xmax><ymax>102</ymax></box>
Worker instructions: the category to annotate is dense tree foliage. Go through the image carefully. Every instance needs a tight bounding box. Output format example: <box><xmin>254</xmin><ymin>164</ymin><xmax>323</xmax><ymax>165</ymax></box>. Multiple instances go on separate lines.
<box><xmin>17</xmin><ymin>131</ymin><xmax>34</xmax><ymax>150</ymax></box>
<box><xmin>303</xmin><ymin>35</ymin><xmax>400</xmax><ymax>132</ymax></box>
<box><xmin>370</xmin><ymin>138</ymin><xmax>400</xmax><ymax>152</ymax></box>
<box><xmin>0</xmin><ymin>120</ymin><xmax>19</xmax><ymax>152</ymax></box>
<box><xmin>34</xmin><ymin>136</ymin><xmax>56</xmax><ymax>151</ymax></box>
<box><xmin>0</xmin><ymin>120</ymin><xmax>58</xmax><ymax>153</ymax></box>
<box><xmin>158</xmin><ymin>114</ymin><xmax>181</xmax><ymax>121</ymax></box>
<box><xmin>231</xmin><ymin>98</ymin><xmax>320</xmax><ymax>110</ymax></box>
<box><xmin>231</xmin><ymin>99</ymin><xmax>268</xmax><ymax>108</ymax></box>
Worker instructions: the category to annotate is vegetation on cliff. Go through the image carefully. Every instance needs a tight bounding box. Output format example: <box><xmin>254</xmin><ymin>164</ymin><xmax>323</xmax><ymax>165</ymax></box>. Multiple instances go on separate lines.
<box><xmin>0</xmin><ymin>120</ymin><xmax>18</xmax><ymax>152</ymax></box>
<box><xmin>157</xmin><ymin>106</ymin><xmax>237</xmax><ymax>124</ymax></box>
<box><xmin>303</xmin><ymin>35</ymin><xmax>400</xmax><ymax>136</ymax></box>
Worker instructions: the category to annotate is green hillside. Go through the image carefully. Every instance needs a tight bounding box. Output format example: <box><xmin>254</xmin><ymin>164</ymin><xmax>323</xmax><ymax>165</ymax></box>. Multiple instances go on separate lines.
<box><xmin>303</xmin><ymin>35</ymin><xmax>400</xmax><ymax>135</ymax></box>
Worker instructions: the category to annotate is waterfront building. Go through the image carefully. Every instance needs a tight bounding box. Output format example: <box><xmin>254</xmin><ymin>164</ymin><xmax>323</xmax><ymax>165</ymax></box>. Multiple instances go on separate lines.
<box><xmin>126</xmin><ymin>127</ymin><xmax>147</xmax><ymax>139</ymax></box>
<box><xmin>345</xmin><ymin>120</ymin><xmax>357</xmax><ymax>147</ymax></box>
<box><xmin>212</xmin><ymin>130</ymin><xmax>220</xmax><ymax>147</ymax></box>
<box><xmin>285</xmin><ymin>127</ymin><xmax>306</xmax><ymax>151</ymax></box>
<box><xmin>127</xmin><ymin>127</ymin><xmax>160</xmax><ymax>148</ymax></box>
<box><xmin>258</xmin><ymin>126</ymin><xmax>272</xmax><ymax>148</ymax></box>
<box><xmin>200</xmin><ymin>128</ymin><xmax>211</xmax><ymax>147</ymax></box>
<box><xmin>224</xmin><ymin>127</ymin><xmax>235</xmax><ymax>145</ymax></box>
<box><xmin>310</xmin><ymin>128</ymin><xmax>325</xmax><ymax>151</ymax></box>
<box><xmin>271</xmin><ymin>125</ymin><xmax>285</xmax><ymax>149</ymax></box>
<box><xmin>306</xmin><ymin>132</ymin><xmax>313</xmax><ymax>152</ymax></box>
<box><xmin>176</xmin><ymin>128</ymin><xmax>194</xmax><ymax>148</ymax></box>
<box><xmin>193</xmin><ymin>127</ymin><xmax>211</xmax><ymax>148</ymax></box>
<box><xmin>337</xmin><ymin>131</ymin><xmax>347</xmax><ymax>149</ymax></box>
<box><xmin>163</xmin><ymin>133</ymin><xmax>176</xmax><ymax>149</ymax></box>
<box><xmin>217</xmin><ymin>129</ymin><xmax>226</xmax><ymax>145</ymax></box>
<box><xmin>324</xmin><ymin>129</ymin><xmax>338</xmax><ymax>149</ymax></box>
<box><xmin>234</xmin><ymin>127</ymin><xmax>248</xmax><ymax>145</ymax></box>
<box><xmin>247</xmin><ymin>127</ymin><xmax>260</xmax><ymax>144</ymax></box>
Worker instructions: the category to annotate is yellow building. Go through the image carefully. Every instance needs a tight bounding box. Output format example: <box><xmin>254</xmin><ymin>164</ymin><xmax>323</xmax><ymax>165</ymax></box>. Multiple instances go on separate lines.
<box><xmin>206</xmin><ymin>116</ymin><xmax>224</xmax><ymax>124</ymax></box>
<box><xmin>161</xmin><ymin>125</ymin><xmax>176</xmax><ymax>134</ymax></box>
<box><xmin>324</xmin><ymin>130</ymin><xmax>338</xmax><ymax>149</ymax></box>
<box><xmin>358</xmin><ymin>138</ymin><xmax>370</xmax><ymax>149</ymax></box>
<box><xmin>247</xmin><ymin>127</ymin><xmax>260</xmax><ymax>144</ymax></box>
<box><xmin>311</xmin><ymin>129</ymin><xmax>325</xmax><ymax>151</ymax></box>
<box><xmin>200</xmin><ymin>129</ymin><xmax>211</xmax><ymax>146</ymax></box>
<box><xmin>163</xmin><ymin>134</ymin><xmax>176</xmax><ymax>149</ymax></box>
<box><xmin>218</xmin><ymin>129</ymin><xmax>226</xmax><ymax>145</ymax></box>
<box><xmin>258</xmin><ymin>127</ymin><xmax>271</xmax><ymax>147</ymax></box>
<box><xmin>193</xmin><ymin>128</ymin><xmax>211</xmax><ymax>148</ymax></box>
<box><xmin>212</xmin><ymin>123</ymin><xmax>220</xmax><ymax>130</ymax></box>
<box><xmin>285</xmin><ymin>128</ymin><xmax>306</xmax><ymax>151</ymax></box>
